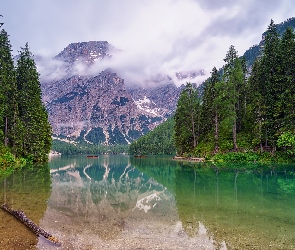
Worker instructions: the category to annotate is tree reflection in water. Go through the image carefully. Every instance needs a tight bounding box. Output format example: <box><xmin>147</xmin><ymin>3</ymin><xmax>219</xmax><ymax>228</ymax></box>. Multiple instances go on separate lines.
<box><xmin>173</xmin><ymin>162</ymin><xmax>295</xmax><ymax>249</ymax></box>
<box><xmin>0</xmin><ymin>164</ymin><xmax>51</xmax><ymax>249</ymax></box>
<box><xmin>38</xmin><ymin>155</ymin><xmax>216</xmax><ymax>249</ymax></box>
<box><xmin>3</xmin><ymin>156</ymin><xmax>295</xmax><ymax>249</ymax></box>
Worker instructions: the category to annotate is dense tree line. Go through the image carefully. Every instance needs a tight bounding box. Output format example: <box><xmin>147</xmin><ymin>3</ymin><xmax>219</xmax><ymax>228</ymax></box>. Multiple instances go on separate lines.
<box><xmin>0</xmin><ymin>28</ymin><xmax>52</xmax><ymax>162</ymax></box>
<box><xmin>174</xmin><ymin>20</ymin><xmax>295</xmax><ymax>159</ymax></box>
<box><xmin>129</xmin><ymin>118</ymin><xmax>175</xmax><ymax>155</ymax></box>
<box><xmin>52</xmin><ymin>139</ymin><xmax>129</xmax><ymax>155</ymax></box>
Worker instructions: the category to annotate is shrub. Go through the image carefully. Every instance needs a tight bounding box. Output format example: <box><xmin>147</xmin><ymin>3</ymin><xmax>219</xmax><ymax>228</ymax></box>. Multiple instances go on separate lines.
<box><xmin>212</xmin><ymin>152</ymin><xmax>260</xmax><ymax>163</ymax></box>
<box><xmin>0</xmin><ymin>151</ymin><xmax>16</xmax><ymax>170</ymax></box>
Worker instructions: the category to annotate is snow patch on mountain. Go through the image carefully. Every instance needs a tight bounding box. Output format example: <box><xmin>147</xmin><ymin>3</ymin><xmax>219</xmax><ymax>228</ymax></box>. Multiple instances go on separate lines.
<box><xmin>134</xmin><ymin>96</ymin><xmax>161</xmax><ymax>116</ymax></box>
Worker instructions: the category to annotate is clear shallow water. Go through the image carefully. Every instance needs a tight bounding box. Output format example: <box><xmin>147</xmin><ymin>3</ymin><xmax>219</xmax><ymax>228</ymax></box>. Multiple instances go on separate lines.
<box><xmin>1</xmin><ymin>155</ymin><xmax>295</xmax><ymax>249</ymax></box>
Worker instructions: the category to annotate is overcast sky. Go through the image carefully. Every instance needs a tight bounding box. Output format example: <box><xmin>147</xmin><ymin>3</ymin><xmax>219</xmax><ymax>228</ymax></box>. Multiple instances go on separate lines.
<box><xmin>2</xmin><ymin>0</ymin><xmax>295</xmax><ymax>85</ymax></box>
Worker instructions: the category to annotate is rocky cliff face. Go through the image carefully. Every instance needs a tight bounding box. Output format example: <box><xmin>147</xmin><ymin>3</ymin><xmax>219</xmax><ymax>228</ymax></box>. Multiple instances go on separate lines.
<box><xmin>128</xmin><ymin>83</ymin><xmax>181</xmax><ymax>118</ymax></box>
<box><xmin>41</xmin><ymin>41</ymin><xmax>183</xmax><ymax>145</ymax></box>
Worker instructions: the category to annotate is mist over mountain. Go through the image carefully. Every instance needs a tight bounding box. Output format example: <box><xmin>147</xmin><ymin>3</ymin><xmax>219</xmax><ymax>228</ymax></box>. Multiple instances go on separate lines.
<box><xmin>41</xmin><ymin>41</ymin><xmax>204</xmax><ymax>145</ymax></box>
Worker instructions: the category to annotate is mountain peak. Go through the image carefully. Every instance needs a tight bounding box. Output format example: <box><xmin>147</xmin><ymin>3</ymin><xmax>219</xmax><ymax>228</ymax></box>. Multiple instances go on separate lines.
<box><xmin>55</xmin><ymin>41</ymin><xmax>113</xmax><ymax>65</ymax></box>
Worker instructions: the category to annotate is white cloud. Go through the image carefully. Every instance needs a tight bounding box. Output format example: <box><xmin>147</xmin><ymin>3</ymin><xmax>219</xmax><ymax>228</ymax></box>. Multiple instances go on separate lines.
<box><xmin>2</xmin><ymin>0</ymin><xmax>295</xmax><ymax>86</ymax></box>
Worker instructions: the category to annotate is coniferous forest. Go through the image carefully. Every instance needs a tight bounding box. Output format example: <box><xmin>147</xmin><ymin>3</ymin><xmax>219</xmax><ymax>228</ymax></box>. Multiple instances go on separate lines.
<box><xmin>129</xmin><ymin>118</ymin><xmax>175</xmax><ymax>155</ymax></box>
<box><xmin>0</xmin><ymin>27</ymin><xmax>52</xmax><ymax>166</ymax></box>
<box><xmin>130</xmin><ymin>20</ymin><xmax>295</xmax><ymax>163</ymax></box>
<box><xmin>2</xmin><ymin>17</ymin><xmax>295</xmax><ymax>164</ymax></box>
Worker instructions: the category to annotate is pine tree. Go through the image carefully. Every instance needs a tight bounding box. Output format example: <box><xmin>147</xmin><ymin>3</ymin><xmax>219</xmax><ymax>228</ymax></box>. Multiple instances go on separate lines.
<box><xmin>221</xmin><ymin>45</ymin><xmax>246</xmax><ymax>151</ymax></box>
<box><xmin>278</xmin><ymin>27</ymin><xmax>295</xmax><ymax>131</ymax></box>
<box><xmin>247</xmin><ymin>58</ymin><xmax>265</xmax><ymax>151</ymax></box>
<box><xmin>174</xmin><ymin>82</ymin><xmax>201</xmax><ymax>155</ymax></box>
<box><xmin>200</xmin><ymin>67</ymin><xmax>221</xmax><ymax>152</ymax></box>
<box><xmin>0</xmin><ymin>29</ymin><xmax>17</xmax><ymax>147</ymax></box>
<box><xmin>237</xmin><ymin>56</ymin><xmax>248</xmax><ymax>132</ymax></box>
<box><xmin>15</xmin><ymin>43</ymin><xmax>52</xmax><ymax>162</ymax></box>
<box><xmin>260</xmin><ymin>20</ymin><xmax>281</xmax><ymax>149</ymax></box>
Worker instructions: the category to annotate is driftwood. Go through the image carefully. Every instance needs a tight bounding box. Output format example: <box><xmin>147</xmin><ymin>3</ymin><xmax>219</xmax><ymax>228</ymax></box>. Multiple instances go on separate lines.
<box><xmin>173</xmin><ymin>156</ymin><xmax>205</xmax><ymax>162</ymax></box>
<box><xmin>0</xmin><ymin>203</ymin><xmax>61</xmax><ymax>246</ymax></box>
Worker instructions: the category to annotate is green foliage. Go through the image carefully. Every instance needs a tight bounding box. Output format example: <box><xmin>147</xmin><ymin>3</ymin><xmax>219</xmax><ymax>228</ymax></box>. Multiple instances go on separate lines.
<box><xmin>221</xmin><ymin>45</ymin><xmax>247</xmax><ymax>150</ymax></box>
<box><xmin>277</xmin><ymin>178</ymin><xmax>295</xmax><ymax>194</ymax></box>
<box><xmin>256</xmin><ymin>20</ymin><xmax>281</xmax><ymax>147</ymax></box>
<box><xmin>129</xmin><ymin>117</ymin><xmax>175</xmax><ymax>155</ymax></box>
<box><xmin>277</xmin><ymin>132</ymin><xmax>295</xmax><ymax>156</ymax></box>
<box><xmin>14</xmin><ymin>43</ymin><xmax>52</xmax><ymax>162</ymax></box>
<box><xmin>0</xmin><ymin>144</ymin><xmax>31</xmax><ymax>177</ymax></box>
<box><xmin>200</xmin><ymin>67</ymin><xmax>221</xmax><ymax>152</ymax></box>
<box><xmin>171</xmin><ymin>20</ymin><xmax>295</xmax><ymax>163</ymax></box>
<box><xmin>194</xmin><ymin>139</ymin><xmax>214</xmax><ymax>158</ymax></box>
<box><xmin>212</xmin><ymin>152</ymin><xmax>260</xmax><ymax>164</ymax></box>
<box><xmin>236</xmin><ymin>132</ymin><xmax>254</xmax><ymax>151</ymax></box>
<box><xmin>0</xmin><ymin>29</ymin><xmax>17</xmax><ymax>148</ymax></box>
<box><xmin>0</xmin><ymin>150</ymin><xmax>15</xmax><ymax>170</ymax></box>
<box><xmin>277</xmin><ymin>131</ymin><xmax>295</xmax><ymax>148</ymax></box>
<box><xmin>218</xmin><ymin>138</ymin><xmax>234</xmax><ymax>152</ymax></box>
<box><xmin>0</xmin><ymin>27</ymin><xmax>52</xmax><ymax>164</ymax></box>
<box><xmin>174</xmin><ymin>82</ymin><xmax>201</xmax><ymax>155</ymax></box>
<box><xmin>52</xmin><ymin>139</ymin><xmax>129</xmax><ymax>155</ymax></box>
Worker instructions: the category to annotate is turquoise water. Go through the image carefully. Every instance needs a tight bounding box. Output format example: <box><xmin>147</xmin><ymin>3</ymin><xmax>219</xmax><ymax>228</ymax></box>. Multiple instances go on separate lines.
<box><xmin>1</xmin><ymin>155</ymin><xmax>295</xmax><ymax>249</ymax></box>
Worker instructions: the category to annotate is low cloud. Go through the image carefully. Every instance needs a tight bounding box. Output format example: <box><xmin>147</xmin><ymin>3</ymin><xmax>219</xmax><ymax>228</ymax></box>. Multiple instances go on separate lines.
<box><xmin>36</xmin><ymin>56</ymin><xmax>68</xmax><ymax>82</ymax></box>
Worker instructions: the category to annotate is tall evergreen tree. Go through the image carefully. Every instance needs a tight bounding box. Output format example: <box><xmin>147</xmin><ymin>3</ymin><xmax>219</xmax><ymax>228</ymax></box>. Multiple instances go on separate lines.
<box><xmin>200</xmin><ymin>67</ymin><xmax>221</xmax><ymax>152</ymax></box>
<box><xmin>15</xmin><ymin>43</ymin><xmax>52</xmax><ymax>162</ymax></box>
<box><xmin>172</xmin><ymin>19</ymin><xmax>295</xmax><ymax>158</ymax></box>
<box><xmin>247</xmin><ymin>58</ymin><xmax>265</xmax><ymax>151</ymax></box>
<box><xmin>0</xmin><ymin>29</ymin><xmax>17</xmax><ymax>147</ymax></box>
<box><xmin>174</xmin><ymin>82</ymin><xmax>201</xmax><ymax>155</ymax></box>
<box><xmin>260</xmin><ymin>19</ymin><xmax>281</xmax><ymax>149</ymax></box>
<box><xmin>221</xmin><ymin>45</ymin><xmax>246</xmax><ymax>151</ymax></box>
<box><xmin>278</xmin><ymin>27</ymin><xmax>295</xmax><ymax>131</ymax></box>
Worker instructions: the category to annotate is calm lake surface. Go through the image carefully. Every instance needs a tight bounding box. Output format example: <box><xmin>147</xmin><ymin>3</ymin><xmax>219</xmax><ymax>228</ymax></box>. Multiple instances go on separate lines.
<box><xmin>1</xmin><ymin>155</ymin><xmax>295</xmax><ymax>249</ymax></box>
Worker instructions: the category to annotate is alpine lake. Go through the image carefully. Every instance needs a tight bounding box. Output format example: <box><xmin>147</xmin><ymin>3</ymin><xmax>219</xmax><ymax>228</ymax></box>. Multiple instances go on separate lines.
<box><xmin>1</xmin><ymin>155</ymin><xmax>295</xmax><ymax>250</ymax></box>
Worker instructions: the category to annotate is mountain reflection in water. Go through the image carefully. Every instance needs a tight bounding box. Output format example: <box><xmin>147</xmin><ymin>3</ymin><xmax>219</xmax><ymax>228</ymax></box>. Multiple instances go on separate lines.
<box><xmin>37</xmin><ymin>155</ymin><xmax>214</xmax><ymax>249</ymax></box>
<box><xmin>1</xmin><ymin>155</ymin><xmax>295</xmax><ymax>249</ymax></box>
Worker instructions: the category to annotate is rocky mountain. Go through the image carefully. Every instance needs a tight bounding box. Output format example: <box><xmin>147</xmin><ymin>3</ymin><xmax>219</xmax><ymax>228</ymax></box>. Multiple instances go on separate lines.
<box><xmin>41</xmin><ymin>41</ymin><xmax>192</xmax><ymax>145</ymax></box>
<box><xmin>243</xmin><ymin>17</ymin><xmax>295</xmax><ymax>68</ymax></box>
<box><xmin>128</xmin><ymin>83</ymin><xmax>181</xmax><ymax>118</ymax></box>
<box><xmin>55</xmin><ymin>41</ymin><xmax>113</xmax><ymax>64</ymax></box>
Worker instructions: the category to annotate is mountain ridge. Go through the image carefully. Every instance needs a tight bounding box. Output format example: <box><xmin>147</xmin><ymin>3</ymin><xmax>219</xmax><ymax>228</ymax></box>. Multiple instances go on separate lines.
<box><xmin>41</xmin><ymin>42</ymin><xmax>190</xmax><ymax>145</ymax></box>
<box><xmin>43</xmin><ymin>17</ymin><xmax>295</xmax><ymax>148</ymax></box>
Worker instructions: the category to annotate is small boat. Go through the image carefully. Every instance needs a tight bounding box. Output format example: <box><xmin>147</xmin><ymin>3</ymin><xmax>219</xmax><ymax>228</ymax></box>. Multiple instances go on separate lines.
<box><xmin>134</xmin><ymin>155</ymin><xmax>147</xmax><ymax>158</ymax></box>
<box><xmin>86</xmin><ymin>155</ymin><xmax>99</xmax><ymax>158</ymax></box>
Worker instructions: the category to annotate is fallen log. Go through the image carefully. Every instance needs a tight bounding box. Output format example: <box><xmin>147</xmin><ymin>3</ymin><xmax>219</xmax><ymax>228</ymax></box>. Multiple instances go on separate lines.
<box><xmin>0</xmin><ymin>203</ymin><xmax>61</xmax><ymax>246</ymax></box>
<box><xmin>173</xmin><ymin>156</ymin><xmax>205</xmax><ymax>162</ymax></box>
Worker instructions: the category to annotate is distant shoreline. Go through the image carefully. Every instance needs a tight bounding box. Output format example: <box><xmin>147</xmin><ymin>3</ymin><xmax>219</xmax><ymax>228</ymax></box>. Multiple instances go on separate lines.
<box><xmin>49</xmin><ymin>151</ymin><xmax>61</xmax><ymax>157</ymax></box>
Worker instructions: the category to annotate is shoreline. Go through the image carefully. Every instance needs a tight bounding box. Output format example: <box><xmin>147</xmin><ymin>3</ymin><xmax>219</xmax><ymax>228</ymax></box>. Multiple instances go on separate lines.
<box><xmin>49</xmin><ymin>151</ymin><xmax>61</xmax><ymax>157</ymax></box>
<box><xmin>172</xmin><ymin>156</ymin><xmax>205</xmax><ymax>162</ymax></box>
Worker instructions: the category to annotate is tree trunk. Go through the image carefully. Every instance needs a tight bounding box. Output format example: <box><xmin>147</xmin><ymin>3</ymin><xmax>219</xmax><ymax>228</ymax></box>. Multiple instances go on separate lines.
<box><xmin>4</xmin><ymin>117</ymin><xmax>7</xmax><ymax>147</ymax></box>
<box><xmin>233</xmin><ymin>104</ymin><xmax>238</xmax><ymax>151</ymax></box>
<box><xmin>191</xmin><ymin>113</ymin><xmax>196</xmax><ymax>148</ymax></box>
<box><xmin>264</xmin><ymin>127</ymin><xmax>268</xmax><ymax>148</ymax></box>
<box><xmin>233</xmin><ymin>121</ymin><xmax>237</xmax><ymax>151</ymax></box>
<box><xmin>258</xmin><ymin>108</ymin><xmax>263</xmax><ymax>152</ymax></box>
<box><xmin>214</xmin><ymin>110</ymin><xmax>219</xmax><ymax>152</ymax></box>
<box><xmin>0</xmin><ymin>204</ymin><xmax>61</xmax><ymax>246</ymax></box>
